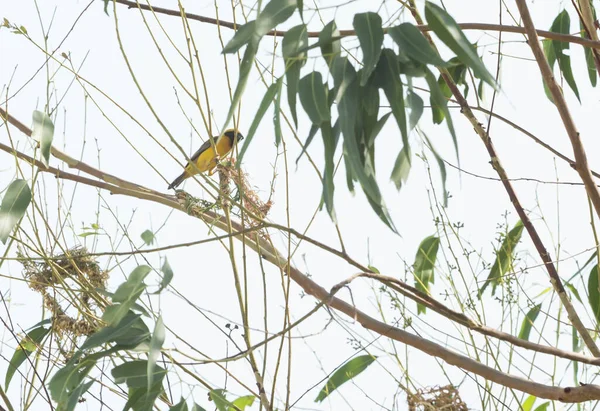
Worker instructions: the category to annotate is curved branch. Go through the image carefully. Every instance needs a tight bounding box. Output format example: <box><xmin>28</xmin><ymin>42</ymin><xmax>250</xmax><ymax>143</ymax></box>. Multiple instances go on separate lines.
<box><xmin>2</xmin><ymin>111</ymin><xmax>600</xmax><ymax>401</ymax></box>
<box><xmin>114</xmin><ymin>0</ymin><xmax>600</xmax><ymax>50</ymax></box>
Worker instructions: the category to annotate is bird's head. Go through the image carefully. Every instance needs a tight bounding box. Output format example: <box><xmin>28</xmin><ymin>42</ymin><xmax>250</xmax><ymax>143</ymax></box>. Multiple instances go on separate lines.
<box><xmin>223</xmin><ymin>129</ymin><xmax>244</xmax><ymax>143</ymax></box>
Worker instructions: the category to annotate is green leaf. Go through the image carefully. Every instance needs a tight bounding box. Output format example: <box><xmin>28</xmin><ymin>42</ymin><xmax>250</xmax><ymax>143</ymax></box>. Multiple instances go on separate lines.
<box><xmin>584</xmin><ymin>43</ymin><xmax>597</xmax><ymax>87</ymax></box>
<box><xmin>254</xmin><ymin>0</ymin><xmax>296</xmax><ymax>36</ymax></box>
<box><xmin>320</xmin><ymin>121</ymin><xmax>336</xmax><ymax>218</ymax></box>
<box><xmin>546</xmin><ymin>10</ymin><xmax>580</xmax><ymax>101</ymax></box>
<box><xmin>170</xmin><ymin>398</ymin><xmax>188</xmax><ymax>411</ymax></box>
<box><xmin>230</xmin><ymin>395</ymin><xmax>255</xmax><ymax>411</ymax></box>
<box><xmin>534</xmin><ymin>402</ymin><xmax>550</xmax><ymax>411</ymax></box>
<box><xmin>237</xmin><ymin>78</ymin><xmax>282</xmax><ymax>165</ymax></box>
<box><xmin>49</xmin><ymin>359</ymin><xmax>96</xmax><ymax>406</ymax></box>
<box><xmin>274</xmin><ymin>75</ymin><xmax>283</xmax><ymax>147</ymax></box>
<box><xmin>522</xmin><ymin>395</ymin><xmax>537</xmax><ymax>411</ymax></box>
<box><xmin>222</xmin><ymin>21</ymin><xmax>257</xmax><ymax>54</ymax></box>
<box><xmin>0</xmin><ymin>179</ymin><xmax>32</xmax><ymax>244</ymax></box>
<box><xmin>112</xmin><ymin>360</ymin><xmax>166</xmax><ymax>388</ymax></box>
<box><xmin>390</xmin><ymin>145</ymin><xmax>411</xmax><ymax>191</ymax></box>
<box><xmin>588</xmin><ymin>264</ymin><xmax>600</xmax><ymax>325</ymax></box>
<box><xmin>222</xmin><ymin>41</ymin><xmax>258</xmax><ymax>137</ymax></box>
<box><xmin>298</xmin><ymin>72</ymin><xmax>330</xmax><ymax>124</ymax></box>
<box><xmin>424</xmin><ymin>1</ymin><xmax>497</xmax><ymax>88</ymax></box>
<box><xmin>78</xmin><ymin>312</ymin><xmax>148</xmax><ymax>355</ymax></box>
<box><xmin>124</xmin><ymin>381</ymin><xmax>164</xmax><ymax>411</ymax></box>
<box><xmin>222</xmin><ymin>0</ymin><xmax>296</xmax><ymax>54</ymax></box>
<box><xmin>5</xmin><ymin>326</ymin><xmax>50</xmax><ymax>388</ymax></box>
<box><xmin>191</xmin><ymin>403</ymin><xmax>207</xmax><ymax>411</ymax></box>
<box><xmin>315</xmin><ymin>355</ymin><xmax>377</xmax><ymax>402</ymax></box>
<box><xmin>102</xmin><ymin>265</ymin><xmax>151</xmax><ymax>326</ymax></box>
<box><xmin>425</xmin><ymin>68</ymin><xmax>457</xmax><ymax>160</ymax></box>
<box><xmin>295</xmin><ymin>124</ymin><xmax>320</xmax><ymax>165</ymax></box>
<box><xmin>155</xmin><ymin>257</ymin><xmax>173</xmax><ymax>294</ymax></box>
<box><xmin>353</xmin><ymin>12</ymin><xmax>383</xmax><ymax>86</ymax></box>
<box><xmin>32</xmin><ymin>110</ymin><xmax>54</xmax><ymax>168</ymax></box>
<box><xmin>332</xmin><ymin>57</ymin><xmax>396</xmax><ymax>232</ymax></box>
<box><xmin>210</xmin><ymin>389</ymin><xmax>230</xmax><ymax>411</ymax></box>
<box><xmin>65</xmin><ymin>380</ymin><xmax>94</xmax><ymax>411</ymax></box>
<box><xmin>374</xmin><ymin>49</ymin><xmax>408</xmax><ymax>154</ymax></box>
<box><xmin>479</xmin><ymin>220</ymin><xmax>524</xmax><ymax>297</ymax></box>
<box><xmin>406</xmin><ymin>90</ymin><xmax>424</xmax><ymax>131</ymax></box>
<box><xmin>518</xmin><ymin>304</ymin><xmax>542</xmax><ymax>340</ymax></box>
<box><xmin>319</xmin><ymin>20</ymin><xmax>341</xmax><ymax>66</ymax></box>
<box><xmin>140</xmin><ymin>229</ymin><xmax>154</xmax><ymax>246</ymax></box>
<box><xmin>413</xmin><ymin>235</ymin><xmax>440</xmax><ymax>314</ymax></box>
<box><xmin>148</xmin><ymin>316</ymin><xmax>165</xmax><ymax>391</ymax></box>
<box><xmin>388</xmin><ymin>23</ymin><xmax>447</xmax><ymax>67</ymax></box>
<box><xmin>283</xmin><ymin>24</ymin><xmax>308</xmax><ymax>128</ymax></box>
<box><xmin>565</xmin><ymin>281</ymin><xmax>582</xmax><ymax>304</ymax></box>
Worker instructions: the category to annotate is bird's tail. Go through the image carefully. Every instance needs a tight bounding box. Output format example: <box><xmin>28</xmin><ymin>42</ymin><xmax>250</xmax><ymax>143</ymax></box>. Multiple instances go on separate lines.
<box><xmin>168</xmin><ymin>172</ymin><xmax>187</xmax><ymax>190</ymax></box>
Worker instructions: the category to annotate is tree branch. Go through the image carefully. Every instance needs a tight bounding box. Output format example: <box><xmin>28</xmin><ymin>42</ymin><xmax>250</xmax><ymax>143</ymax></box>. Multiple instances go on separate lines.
<box><xmin>113</xmin><ymin>0</ymin><xmax>600</xmax><ymax>49</ymax></box>
<box><xmin>2</xmin><ymin>110</ymin><xmax>600</xmax><ymax>401</ymax></box>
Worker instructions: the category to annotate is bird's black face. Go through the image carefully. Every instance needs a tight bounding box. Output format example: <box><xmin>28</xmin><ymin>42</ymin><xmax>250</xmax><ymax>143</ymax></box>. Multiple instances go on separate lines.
<box><xmin>224</xmin><ymin>129</ymin><xmax>244</xmax><ymax>143</ymax></box>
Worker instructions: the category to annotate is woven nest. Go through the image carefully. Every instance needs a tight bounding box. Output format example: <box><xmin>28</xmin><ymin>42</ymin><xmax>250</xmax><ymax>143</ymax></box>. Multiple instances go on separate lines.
<box><xmin>20</xmin><ymin>246</ymin><xmax>108</xmax><ymax>338</ymax></box>
<box><xmin>407</xmin><ymin>384</ymin><xmax>468</xmax><ymax>411</ymax></box>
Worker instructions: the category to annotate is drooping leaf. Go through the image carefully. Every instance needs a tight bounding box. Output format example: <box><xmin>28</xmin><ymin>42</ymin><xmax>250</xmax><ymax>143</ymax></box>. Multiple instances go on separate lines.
<box><xmin>298</xmin><ymin>72</ymin><xmax>330</xmax><ymax>124</ymax></box>
<box><xmin>545</xmin><ymin>10</ymin><xmax>580</xmax><ymax>101</ymax></box>
<box><xmin>0</xmin><ymin>179</ymin><xmax>32</xmax><ymax>244</ymax></box>
<box><xmin>170</xmin><ymin>398</ymin><xmax>189</xmax><ymax>411</ymax></box>
<box><xmin>518</xmin><ymin>304</ymin><xmax>542</xmax><ymax>340</ymax></box>
<box><xmin>388</xmin><ymin>23</ymin><xmax>447</xmax><ymax>67</ymax></box>
<box><xmin>124</xmin><ymin>381</ymin><xmax>164</xmax><ymax>411</ymax></box>
<box><xmin>155</xmin><ymin>257</ymin><xmax>174</xmax><ymax>294</ymax></box>
<box><xmin>274</xmin><ymin>75</ymin><xmax>283</xmax><ymax>146</ymax></box>
<box><xmin>588</xmin><ymin>264</ymin><xmax>600</xmax><ymax>325</ymax></box>
<box><xmin>390</xmin><ymin>145</ymin><xmax>411</xmax><ymax>191</ymax></box>
<box><xmin>237</xmin><ymin>78</ymin><xmax>282</xmax><ymax>164</ymax></box>
<box><xmin>534</xmin><ymin>402</ymin><xmax>550</xmax><ymax>411</ymax></box>
<box><xmin>479</xmin><ymin>220</ymin><xmax>524</xmax><ymax>297</ymax></box>
<box><xmin>148</xmin><ymin>316</ymin><xmax>165</xmax><ymax>391</ymax></box>
<box><xmin>320</xmin><ymin>121</ymin><xmax>336</xmax><ymax>218</ymax></box>
<box><xmin>5</xmin><ymin>326</ymin><xmax>50</xmax><ymax>388</ymax></box>
<box><xmin>282</xmin><ymin>24</ymin><xmax>308</xmax><ymax>128</ymax></box>
<box><xmin>425</xmin><ymin>68</ymin><xmax>457</xmax><ymax>160</ymax></box>
<box><xmin>140</xmin><ymin>229</ymin><xmax>155</xmax><ymax>246</ymax></box>
<box><xmin>373</xmin><ymin>49</ymin><xmax>408</xmax><ymax>154</ymax></box>
<box><xmin>65</xmin><ymin>380</ymin><xmax>94</xmax><ymax>411</ymax></box>
<box><xmin>112</xmin><ymin>360</ymin><xmax>166</xmax><ymax>388</ymax></box>
<box><xmin>191</xmin><ymin>403</ymin><xmax>208</xmax><ymax>411</ymax></box>
<box><xmin>222</xmin><ymin>0</ymin><xmax>296</xmax><ymax>54</ymax></box>
<box><xmin>353</xmin><ymin>12</ymin><xmax>384</xmax><ymax>85</ymax></box>
<box><xmin>406</xmin><ymin>90</ymin><xmax>424</xmax><ymax>131</ymax></box>
<box><xmin>102</xmin><ymin>265</ymin><xmax>151</xmax><ymax>326</ymax></box>
<box><xmin>319</xmin><ymin>20</ymin><xmax>341</xmax><ymax>66</ymax></box>
<box><xmin>32</xmin><ymin>110</ymin><xmax>54</xmax><ymax>168</ymax></box>
<box><xmin>49</xmin><ymin>359</ymin><xmax>96</xmax><ymax>406</ymax></box>
<box><xmin>78</xmin><ymin>312</ymin><xmax>148</xmax><ymax>355</ymax></box>
<box><xmin>315</xmin><ymin>355</ymin><xmax>377</xmax><ymax>402</ymax></box>
<box><xmin>413</xmin><ymin>235</ymin><xmax>440</xmax><ymax>314</ymax></box>
<box><xmin>222</xmin><ymin>41</ymin><xmax>259</xmax><ymax>137</ymax></box>
<box><xmin>332</xmin><ymin>57</ymin><xmax>396</xmax><ymax>232</ymax></box>
<box><xmin>424</xmin><ymin>1</ymin><xmax>497</xmax><ymax>88</ymax></box>
<box><xmin>295</xmin><ymin>124</ymin><xmax>320</xmax><ymax>165</ymax></box>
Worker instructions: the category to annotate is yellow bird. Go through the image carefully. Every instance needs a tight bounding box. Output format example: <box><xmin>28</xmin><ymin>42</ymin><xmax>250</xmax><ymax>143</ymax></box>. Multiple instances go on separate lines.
<box><xmin>168</xmin><ymin>129</ymin><xmax>244</xmax><ymax>189</ymax></box>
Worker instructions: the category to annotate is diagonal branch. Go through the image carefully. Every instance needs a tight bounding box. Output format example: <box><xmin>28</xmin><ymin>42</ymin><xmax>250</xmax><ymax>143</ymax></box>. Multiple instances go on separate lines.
<box><xmin>515</xmin><ymin>0</ymin><xmax>600</xmax><ymax>222</ymax></box>
<box><xmin>404</xmin><ymin>0</ymin><xmax>600</xmax><ymax>356</ymax></box>
<box><xmin>2</xmin><ymin>111</ymin><xmax>600</xmax><ymax>401</ymax></box>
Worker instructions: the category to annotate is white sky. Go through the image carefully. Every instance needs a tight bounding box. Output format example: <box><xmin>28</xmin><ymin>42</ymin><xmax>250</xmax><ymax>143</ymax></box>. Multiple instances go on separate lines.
<box><xmin>2</xmin><ymin>0</ymin><xmax>600</xmax><ymax>410</ymax></box>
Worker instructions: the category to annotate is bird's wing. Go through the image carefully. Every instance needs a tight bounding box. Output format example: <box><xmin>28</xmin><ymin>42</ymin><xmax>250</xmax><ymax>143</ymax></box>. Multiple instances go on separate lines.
<box><xmin>188</xmin><ymin>136</ymin><xmax>218</xmax><ymax>163</ymax></box>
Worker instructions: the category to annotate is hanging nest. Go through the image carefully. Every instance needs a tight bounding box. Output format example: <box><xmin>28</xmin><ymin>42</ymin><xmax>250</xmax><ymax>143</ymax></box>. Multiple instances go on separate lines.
<box><xmin>407</xmin><ymin>384</ymin><xmax>467</xmax><ymax>411</ymax></box>
<box><xmin>19</xmin><ymin>246</ymin><xmax>109</xmax><ymax>338</ymax></box>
